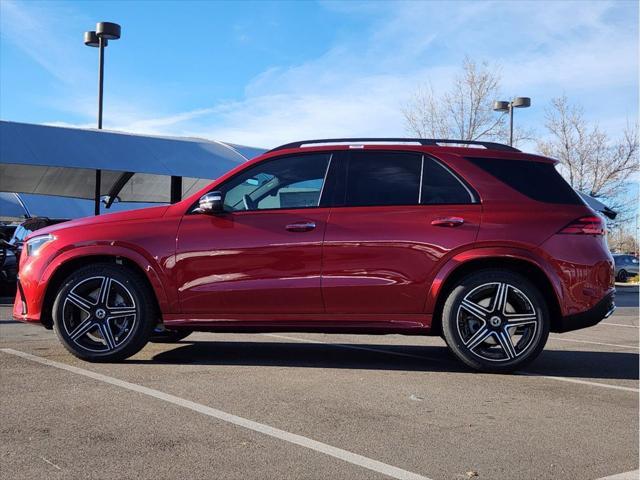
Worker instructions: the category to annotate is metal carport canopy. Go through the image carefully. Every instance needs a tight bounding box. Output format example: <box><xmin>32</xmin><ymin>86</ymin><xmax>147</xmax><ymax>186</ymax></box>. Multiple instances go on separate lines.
<box><xmin>0</xmin><ymin>121</ymin><xmax>264</xmax><ymax>204</ymax></box>
<box><xmin>0</xmin><ymin>192</ymin><xmax>164</xmax><ymax>222</ymax></box>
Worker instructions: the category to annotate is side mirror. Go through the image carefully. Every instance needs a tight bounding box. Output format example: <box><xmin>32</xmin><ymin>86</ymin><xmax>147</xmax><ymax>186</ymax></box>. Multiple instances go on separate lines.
<box><xmin>101</xmin><ymin>195</ymin><xmax>121</xmax><ymax>208</ymax></box>
<box><xmin>198</xmin><ymin>191</ymin><xmax>224</xmax><ymax>214</ymax></box>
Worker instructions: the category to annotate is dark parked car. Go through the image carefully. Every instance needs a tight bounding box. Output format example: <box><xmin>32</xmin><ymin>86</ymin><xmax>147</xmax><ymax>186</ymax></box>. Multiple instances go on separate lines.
<box><xmin>0</xmin><ymin>224</ymin><xmax>18</xmax><ymax>243</ymax></box>
<box><xmin>14</xmin><ymin>138</ymin><xmax>615</xmax><ymax>373</ymax></box>
<box><xmin>613</xmin><ymin>254</ymin><xmax>639</xmax><ymax>282</ymax></box>
<box><xmin>1</xmin><ymin>217</ymin><xmax>68</xmax><ymax>295</ymax></box>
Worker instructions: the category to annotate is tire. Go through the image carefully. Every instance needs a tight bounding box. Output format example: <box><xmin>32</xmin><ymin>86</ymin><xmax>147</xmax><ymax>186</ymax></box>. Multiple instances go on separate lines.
<box><xmin>617</xmin><ymin>270</ymin><xmax>628</xmax><ymax>283</ymax></box>
<box><xmin>441</xmin><ymin>269</ymin><xmax>549</xmax><ymax>374</ymax></box>
<box><xmin>52</xmin><ymin>263</ymin><xmax>156</xmax><ymax>362</ymax></box>
<box><xmin>149</xmin><ymin>327</ymin><xmax>192</xmax><ymax>343</ymax></box>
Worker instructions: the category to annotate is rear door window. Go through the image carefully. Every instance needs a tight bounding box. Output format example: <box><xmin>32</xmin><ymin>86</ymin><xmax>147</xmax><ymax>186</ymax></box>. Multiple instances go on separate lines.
<box><xmin>338</xmin><ymin>151</ymin><xmax>475</xmax><ymax>207</ymax></box>
<box><xmin>468</xmin><ymin>157</ymin><xmax>582</xmax><ymax>204</ymax></box>
<box><xmin>343</xmin><ymin>151</ymin><xmax>422</xmax><ymax>207</ymax></box>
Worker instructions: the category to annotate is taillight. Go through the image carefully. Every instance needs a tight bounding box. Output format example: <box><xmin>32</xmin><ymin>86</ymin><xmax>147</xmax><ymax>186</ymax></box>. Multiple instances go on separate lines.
<box><xmin>558</xmin><ymin>216</ymin><xmax>605</xmax><ymax>235</ymax></box>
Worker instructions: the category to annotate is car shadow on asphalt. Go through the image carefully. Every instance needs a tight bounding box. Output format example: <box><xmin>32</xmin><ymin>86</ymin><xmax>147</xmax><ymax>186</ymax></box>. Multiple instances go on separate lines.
<box><xmin>130</xmin><ymin>341</ymin><xmax>639</xmax><ymax>380</ymax></box>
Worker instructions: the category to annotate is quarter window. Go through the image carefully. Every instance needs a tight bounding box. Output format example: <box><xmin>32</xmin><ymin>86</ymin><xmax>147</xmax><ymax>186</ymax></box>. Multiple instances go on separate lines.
<box><xmin>468</xmin><ymin>157</ymin><xmax>582</xmax><ymax>205</ymax></box>
<box><xmin>219</xmin><ymin>154</ymin><xmax>331</xmax><ymax>211</ymax></box>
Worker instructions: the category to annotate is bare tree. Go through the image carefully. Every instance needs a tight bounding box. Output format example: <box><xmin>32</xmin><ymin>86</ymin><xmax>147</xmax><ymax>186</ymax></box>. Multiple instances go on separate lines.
<box><xmin>403</xmin><ymin>58</ymin><xmax>508</xmax><ymax>142</ymax></box>
<box><xmin>537</xmin><ymin>96</ymin><xmax>639</xmax><ymax>220</ymax></box>
<box><xmin>608</xmin><ymin>224</ymin><xmax>639</xmax><ymax>255</ymax></box>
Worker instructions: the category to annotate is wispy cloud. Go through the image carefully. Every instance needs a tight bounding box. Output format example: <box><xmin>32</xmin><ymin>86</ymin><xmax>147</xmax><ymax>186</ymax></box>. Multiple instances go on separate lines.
<box><xmin>2</xmin><ymin>0</ymin><xmax>637</xmax><ymax>150</ymax></box>
<box><xmin>0</xmin><ymin>0</ymin><xmax>90</xmax><ymax>85</ymax></box>
<box><xmin>166</xmin><ymin>1</ymin><xmax>638</xmax><ymax>147</ymax></box>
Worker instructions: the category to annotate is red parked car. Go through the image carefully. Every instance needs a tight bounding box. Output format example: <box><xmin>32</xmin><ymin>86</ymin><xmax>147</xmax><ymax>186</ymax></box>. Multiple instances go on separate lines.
<box><xmin>13</xmin><ymin>139</ymin><xmax>615</xmax><ymax>372</ymax></box>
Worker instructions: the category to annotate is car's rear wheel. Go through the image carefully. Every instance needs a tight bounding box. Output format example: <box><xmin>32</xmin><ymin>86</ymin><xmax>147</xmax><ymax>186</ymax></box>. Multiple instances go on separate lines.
<box><xmin>617</xmin><ymin>269</ymin><xmax>628</xmax><ymax>282</ymax></box>
<box><xmin>441</xmin><ymin>269</ymin><xmax>549</xmax><ymax>373</ymax></box>
<box><xmin>52</xmin><ymin>263</ymin><xmax>156</xmax><ymax>362</ymax></box>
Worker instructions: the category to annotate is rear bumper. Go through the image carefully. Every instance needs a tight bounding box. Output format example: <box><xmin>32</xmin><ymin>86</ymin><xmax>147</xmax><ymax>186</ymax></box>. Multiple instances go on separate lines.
<box><xmin>552</xmin><ymin>291</ymin><xmax>615</xmax><ymax>333</ymax></box>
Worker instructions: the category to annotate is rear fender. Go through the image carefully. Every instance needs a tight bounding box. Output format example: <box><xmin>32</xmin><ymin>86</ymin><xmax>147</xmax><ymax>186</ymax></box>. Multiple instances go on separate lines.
<box><xmin>425</xmin><ymin>246</ymin><xmax>563</xmax><ymax>314</ymax></box>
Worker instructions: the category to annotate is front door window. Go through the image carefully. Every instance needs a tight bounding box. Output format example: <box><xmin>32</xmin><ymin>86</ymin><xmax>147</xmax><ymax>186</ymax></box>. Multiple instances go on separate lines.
<box><xmin>219</xmin><ymin>154</ymin><xmax>331</xmax><ymax>211</ymax></box>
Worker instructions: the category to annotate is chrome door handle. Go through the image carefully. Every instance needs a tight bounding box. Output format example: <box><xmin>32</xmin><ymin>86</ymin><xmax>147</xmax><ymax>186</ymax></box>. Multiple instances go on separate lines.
<box><xmin>431</xmin><ymin>217</ymin><xmax>464</xmax><ymax>227</ymax></box>
<box><xmin>285</xmin><ymin>221</ymin><xmax>316</xmax><ymax>232</ymax></box>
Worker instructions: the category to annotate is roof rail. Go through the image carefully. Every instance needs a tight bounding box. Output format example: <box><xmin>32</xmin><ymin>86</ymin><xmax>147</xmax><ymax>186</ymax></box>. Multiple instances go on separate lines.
<box><xmin>268</xmin><ymin>138</ymin><xmax>520</xmax><ymax>153</ymax></box>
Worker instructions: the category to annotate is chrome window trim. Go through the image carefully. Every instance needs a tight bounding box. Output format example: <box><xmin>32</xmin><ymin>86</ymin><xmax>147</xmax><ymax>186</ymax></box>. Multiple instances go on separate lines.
<box><xmin>317</xmin><ymin>153</ymin><xmax>334</xmax><ymax>207</ymax></box>
<box><xmin>418</xmin><ymin>155</ymin><xmax>425</xmax><ymax>204</ymax></box>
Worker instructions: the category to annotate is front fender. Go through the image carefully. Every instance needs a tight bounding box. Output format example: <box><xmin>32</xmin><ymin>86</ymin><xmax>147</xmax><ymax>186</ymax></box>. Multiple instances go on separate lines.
<box><xmin>424</xmin><ymin>246</ymin><xmax>563</xmax><ymax>314</ymax></box>
<box><xmin>40</xmin><ymin>243</ymin><xmax>173</xmax><ymax>314</ymax></box>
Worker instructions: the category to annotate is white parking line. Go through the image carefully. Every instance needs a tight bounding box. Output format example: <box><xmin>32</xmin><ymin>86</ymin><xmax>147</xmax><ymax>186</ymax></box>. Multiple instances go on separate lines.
<box><xmin>265</xmin><ymin>334</ymin><xmax>640</xmax><ymax>394</ymax></box>
<box><xmin>597</xmin><ymin>469</ymin><xmax>640</xmax><ymax>479</ymax></box>
<box><xmin>39</xmin><ymin>456</ymin><xmax>62</xmax><ymax>471</ymax></box>
<box><xmin>0</xmin><ymin>348</ymin><xmax>431</xmax><ymax>480</ymax></box>
<box><xmin>521</xmin><ymin>374</ymin><xmax>639</xmax><ymax>393</ymax></box>
<box><xmin>549</xmin><ymin>336</ymin><xmax>640</xmax><ymax>351</ymax></box>
<box><xmin>600</xmin><ymin>322</ymin><xmax>639</xmax><ymax>328</ymax></box>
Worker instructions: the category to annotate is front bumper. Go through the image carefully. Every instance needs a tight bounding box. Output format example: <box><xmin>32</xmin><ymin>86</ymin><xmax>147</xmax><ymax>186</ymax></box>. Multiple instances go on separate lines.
<box><xmin>13</xmin><ymin>279</ymin><xmax>32</xmax><ymax>322</ymax></box>
<box><xmin>12</xmin><ymin>257</ymin><xmax>48</xmax><ymax>326</ymax></box>
<box><xmin>552</xmin><ymin>291</ymin><xmax>616</xmax><ymax>333</ymax></box>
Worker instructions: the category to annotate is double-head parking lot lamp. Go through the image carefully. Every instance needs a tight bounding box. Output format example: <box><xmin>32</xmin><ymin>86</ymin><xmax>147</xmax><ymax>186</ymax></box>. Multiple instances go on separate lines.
<box><xmin>84</xmin><ymin>22</ymin><xmax>121</xmax><ymax>215</ymax></box>
<box><xmin>493</xmin><ymin>97</ymin><xmax>531</xmax><ymax>146</ymax></box>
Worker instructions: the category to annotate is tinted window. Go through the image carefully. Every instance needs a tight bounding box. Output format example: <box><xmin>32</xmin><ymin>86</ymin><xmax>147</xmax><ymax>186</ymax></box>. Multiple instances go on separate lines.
<box><xmin>11</xmin><ymin>225</ymin><xmax>29</xmax><ymax>243</ymax></box>
<box><xmin>219</xmin><ymin>154</ymin><xmax>331</xmax><ymax>211</ymax></box>
<box><xmin>468</xmin><ymin>157</ymin><xmax>582</xmax><ymax>205</ymax></box>
<box><xmin>614</xmin><ymin>255</ymin><xmax>633</xmax><ymax>266</ymax></box>
<box><xmin>344</xmin><ymin>151</ymin><xmax>421</xmax><ymax>206</ymax></box>
<box><xmin>421</xmin><ymin>158</ymin><xmax>474</xmax><ymax>204</ymax></box>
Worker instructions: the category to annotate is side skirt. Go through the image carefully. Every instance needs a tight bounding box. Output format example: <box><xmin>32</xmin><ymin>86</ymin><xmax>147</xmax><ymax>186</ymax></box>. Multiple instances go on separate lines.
<box><xmin>162</xmin><ymin>314</ymin><xmax>433</xmax><ymax>336</ymax></box>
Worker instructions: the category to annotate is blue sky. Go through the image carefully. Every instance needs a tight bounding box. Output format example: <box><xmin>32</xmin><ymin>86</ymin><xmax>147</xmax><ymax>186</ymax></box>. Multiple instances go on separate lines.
<box><xmin>1</xmin><ymin>0</ymin><xmax>638</xmax><ymax>149</ymax></box>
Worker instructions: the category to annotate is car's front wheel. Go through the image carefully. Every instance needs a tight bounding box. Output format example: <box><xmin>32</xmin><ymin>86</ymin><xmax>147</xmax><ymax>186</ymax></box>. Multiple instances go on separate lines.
<box><xmin>441</xmin><ymin>269</ymin><xmax>549</xmax><ymax>373</ymax></box>
<box><xmin>52</xmin><ymin>263</ymin><xmax>156</xmax><ymax>362</ymax></box>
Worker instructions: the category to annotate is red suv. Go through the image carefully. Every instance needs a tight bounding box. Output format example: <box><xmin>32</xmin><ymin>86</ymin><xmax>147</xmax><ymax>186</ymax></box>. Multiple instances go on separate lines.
<box><xmin>13</xmin><ymin>139</ymin><xmax>615</xmax><ymax>372</ymax></box>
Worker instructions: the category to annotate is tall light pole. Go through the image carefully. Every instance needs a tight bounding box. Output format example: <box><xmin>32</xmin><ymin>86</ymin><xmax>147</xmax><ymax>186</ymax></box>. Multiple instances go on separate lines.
<box><xmin>493</xmin><ymin>97</ymin><xmax>531</xmax><ymax>147</ymax></box>
<box><xmin>84</xmin><ymin>22</ymin><xmax>121</xmax><ymax>215</ymax></box>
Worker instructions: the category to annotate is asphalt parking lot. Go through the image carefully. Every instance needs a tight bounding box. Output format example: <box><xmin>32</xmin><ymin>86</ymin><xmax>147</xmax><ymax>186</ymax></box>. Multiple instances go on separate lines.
<box><xmin>1</xmin><ymin>287</ymin><xmax>638</xmax><ymax>480</ymax></box>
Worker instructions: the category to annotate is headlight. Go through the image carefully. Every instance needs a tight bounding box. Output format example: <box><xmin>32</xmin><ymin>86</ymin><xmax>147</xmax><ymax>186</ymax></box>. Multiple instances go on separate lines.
<box><xmin>25</xmin><ymin>234</ymin><xmax>55</xmax><ymax>257</ymax></box>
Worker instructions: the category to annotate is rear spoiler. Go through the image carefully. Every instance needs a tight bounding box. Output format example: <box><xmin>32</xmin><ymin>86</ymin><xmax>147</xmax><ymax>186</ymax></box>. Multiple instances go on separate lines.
<box><xmin>577</xmin><ymin>192</ymin><xmax>617</xmax><ymax>220</ymax></box>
